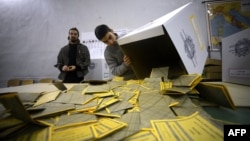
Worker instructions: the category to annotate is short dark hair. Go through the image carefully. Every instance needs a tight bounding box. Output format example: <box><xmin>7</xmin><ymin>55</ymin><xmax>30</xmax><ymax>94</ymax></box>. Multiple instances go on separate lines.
<box><xmin>69</xmin><ymin>27</ymin><xmax>79</xmax><ymax>36</ymax></box>
<box><xmin>95</xmin><ymin>24</ymin><xmax>111</xmax><ymax>40</ymax></box>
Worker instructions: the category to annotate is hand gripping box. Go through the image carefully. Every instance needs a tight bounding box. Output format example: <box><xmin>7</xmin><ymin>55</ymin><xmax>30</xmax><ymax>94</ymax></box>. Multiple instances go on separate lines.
<box><xmin>221</xmin><ymin>28</ymin><xmax>250</xmax><ymax>86</ymax></box>
<box><xmin>118</xmin><ymin>2</ymin><xmax>208</xmax><ymax>79</ymax></box>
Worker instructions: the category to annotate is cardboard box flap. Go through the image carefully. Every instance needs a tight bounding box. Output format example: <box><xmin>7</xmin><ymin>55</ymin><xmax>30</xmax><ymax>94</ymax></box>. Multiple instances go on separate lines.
<box><xmin>118</xmin><ymin>1</ymin><xmax>207</xmax><ymax>79</ymax></box>
<box><xmin>118</xmin><ymin>2</ymin><xmax>190</xmax><ymax>45</ymax></box>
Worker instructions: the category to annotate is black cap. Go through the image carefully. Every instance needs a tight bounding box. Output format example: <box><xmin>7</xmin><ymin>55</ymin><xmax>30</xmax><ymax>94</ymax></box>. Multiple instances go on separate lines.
<box><xmin>95</xmin><ymin>24</ymin><xmax>111</xmax><ymax>40</ymax></box>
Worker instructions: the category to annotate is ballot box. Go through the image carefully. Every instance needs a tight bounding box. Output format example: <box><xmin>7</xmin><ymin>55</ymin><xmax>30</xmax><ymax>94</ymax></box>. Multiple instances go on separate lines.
<box><xmin>84</xmin><ymin>59</ymin><xmax>111</xmax><ymax>80</ymax></box>
<box><xmin>221</xmin><ymin>28</ymin><xmax>250</xmax><ymax>86</ymax></box>
<box><xmin>118</xmin><ymin>2</ymin><xmax>208</xmax><ymax>79</ymax></box>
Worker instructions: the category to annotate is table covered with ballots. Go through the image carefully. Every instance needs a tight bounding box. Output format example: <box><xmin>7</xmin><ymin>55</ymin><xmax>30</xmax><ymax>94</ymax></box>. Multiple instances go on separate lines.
<box><xmin>0</xmin><ymin>67</ymin><xmax>227</xmax><ymax>141</ymax></box>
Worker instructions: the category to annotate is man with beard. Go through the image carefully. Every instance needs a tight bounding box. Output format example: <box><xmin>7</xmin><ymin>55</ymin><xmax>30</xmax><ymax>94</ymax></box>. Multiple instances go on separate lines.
<box><xmin>56</xmin><ymin>27</ymin><xmax>90</xmax><ymax>83</ymax></box>
<box><xmin>94</xmin><ymin>24</ymin><xmax>137</xmax><ymax>80</ymax></box>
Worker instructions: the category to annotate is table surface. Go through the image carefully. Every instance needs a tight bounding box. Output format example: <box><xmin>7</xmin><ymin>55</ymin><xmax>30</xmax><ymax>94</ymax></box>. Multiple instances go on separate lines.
<box><xmin>0</xmin><ymin>82</ymin><xmax>249</xmax><ymax>141</ymax></box>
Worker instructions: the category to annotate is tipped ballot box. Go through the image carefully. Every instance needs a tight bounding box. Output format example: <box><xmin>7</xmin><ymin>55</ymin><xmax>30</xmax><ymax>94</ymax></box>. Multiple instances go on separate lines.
<box><xmin>221</xmin><ymin>28</ymin><xmax>250</xmax><ymax>86</ymax></box>
<box><xmin>118</xmin><ymin>2</ymin><xmax>208</xmax><ymax>79</ymax></box>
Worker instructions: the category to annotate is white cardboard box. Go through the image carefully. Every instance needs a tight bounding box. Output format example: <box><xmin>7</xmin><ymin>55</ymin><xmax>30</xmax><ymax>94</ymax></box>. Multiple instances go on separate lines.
<box><xmin>118</xmin><ymin>2</ymin><xmax>208</xmax><ymax>79</ymax></box>
<box><xmin>221</xmin><ymin>28</ymin><xmax>250</xmax><ymax>86</ymax></box>
<box><xmin>203</xmin><ymin>82</ymin><xmax>250</xmax><ymax>107</ymax></box>
<box><xmin>84</xmin><ymin>59</ymin><xmax>111</xmax><ymax>80</ymax></box>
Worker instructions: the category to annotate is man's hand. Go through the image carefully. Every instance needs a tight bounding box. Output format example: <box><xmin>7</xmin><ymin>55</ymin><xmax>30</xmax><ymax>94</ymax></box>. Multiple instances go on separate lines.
<box><xmin>123</xmin><ymin>55</ymin><xmax>131</xmax><ymax>66</ymax></box>
<box><xmin>68</xmin><ymin>65</ymin><xmax>76</xmax><ymax>71</ymax></box>
<box><xmin>62</xmin><ymin>65</ymin><xmax>76</xmax><ymax>71</ymax></box>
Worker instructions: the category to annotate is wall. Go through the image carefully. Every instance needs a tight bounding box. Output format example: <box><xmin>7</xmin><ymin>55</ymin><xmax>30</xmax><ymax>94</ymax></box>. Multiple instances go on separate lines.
<box><xmin>0</xmin><ymin>0</ymin><xmax>208</xmax><ymax>87</ymax></box>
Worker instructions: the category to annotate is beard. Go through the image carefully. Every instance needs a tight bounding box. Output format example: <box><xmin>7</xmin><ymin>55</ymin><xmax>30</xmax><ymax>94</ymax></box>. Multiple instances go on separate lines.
<box><xmin>69</xmin><ymin>37</ymin><xmax>78</xmax><ymax>44</ymax></box>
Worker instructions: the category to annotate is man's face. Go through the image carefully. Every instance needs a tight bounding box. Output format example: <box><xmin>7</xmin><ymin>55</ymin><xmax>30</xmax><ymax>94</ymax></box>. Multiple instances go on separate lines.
<box><xmin>68</xmin><ymin>30</ymin><xmax>79</xmax><ymax>43</ymax></box>
<box><xmin>101</xmin><ymin>31</ymin><xmax>117</xmax><ymax>46</ymax></box>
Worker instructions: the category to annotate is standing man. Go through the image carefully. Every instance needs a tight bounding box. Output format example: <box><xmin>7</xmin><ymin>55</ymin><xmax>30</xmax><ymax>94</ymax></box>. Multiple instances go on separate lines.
<box><xmin>56</xmin><ymin>27</ymin><xmax>90</xmax><ymax>83</ymax></box>
<box><xmin>94</xmin><ymin>24</ymin><xmax>137</xmax><ymax>80</ymax></box>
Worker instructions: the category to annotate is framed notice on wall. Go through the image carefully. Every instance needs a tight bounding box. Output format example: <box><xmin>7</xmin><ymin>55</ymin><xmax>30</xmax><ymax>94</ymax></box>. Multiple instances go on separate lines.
<box><xmin>205</xmin><ymin>0</ymin><xmax>250</xmax><ymax>51</ymax></box>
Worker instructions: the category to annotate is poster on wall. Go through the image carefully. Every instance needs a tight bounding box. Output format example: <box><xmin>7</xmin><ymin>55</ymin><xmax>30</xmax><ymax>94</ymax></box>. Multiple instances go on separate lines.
<box><xmin>205</xmin><ymin>0</ymin><xmax>250</xmax><ymax>51</ymax></box>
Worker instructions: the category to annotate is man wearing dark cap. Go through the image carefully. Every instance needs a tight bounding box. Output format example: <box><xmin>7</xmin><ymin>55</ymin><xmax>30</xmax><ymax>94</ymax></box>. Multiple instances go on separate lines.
<box><xmin>95</xmin><ymin>24</ymin><xmax>136</xmax><ymax>80</ymax></box>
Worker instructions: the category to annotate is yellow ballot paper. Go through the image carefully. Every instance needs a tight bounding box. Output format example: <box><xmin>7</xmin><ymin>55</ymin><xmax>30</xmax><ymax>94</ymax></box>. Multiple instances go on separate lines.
<box><xmin>52</xmin><ymin>125</ymin><xmax>95</xmax><ymax>141</ymax></box>
<box><xmin>95</xmin><ymin>97</ymin><xmax>120</xmax><ymax>111</ymax></box>
<box><xmin>33</xmin><ymin>90</ymin><xmax>61</xmax><ymax>106</ymax></box>
<box><xmin>196</xmin><ymin>82</ymin><xmax>236</xmax><ymax>109</ymax></box>
<box><xmin>93</xmin><ymin>118</ymin><xmax>127</xmax><ymax>139</ymax></box>
<box><xmin>84</xmin><ymin>84</ymin><xmax>110</xmax><ymax>94</ymax></box>
<box><xmin>123</xmin><ymin>129</ymin><xmax>158</xmax><ymax>141</ymax></box>
<box><xmin>0</xmin><ymin>92</ymin><xmax>35</xmax><ymax>123</ymax></box>
<box><xmin>151</xmin><ymin>112</ymin><xmax>223</xmax><ymax>141</ymax></box>
<box><xmin>170</xmin><ymin>74</ymin><xmax>202</xmax><ymax>87</ymax></box>
<box><xmin>150</xmin><ymin>66</ymin><xmax>169</xmax><ymax>79</ymax></box>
